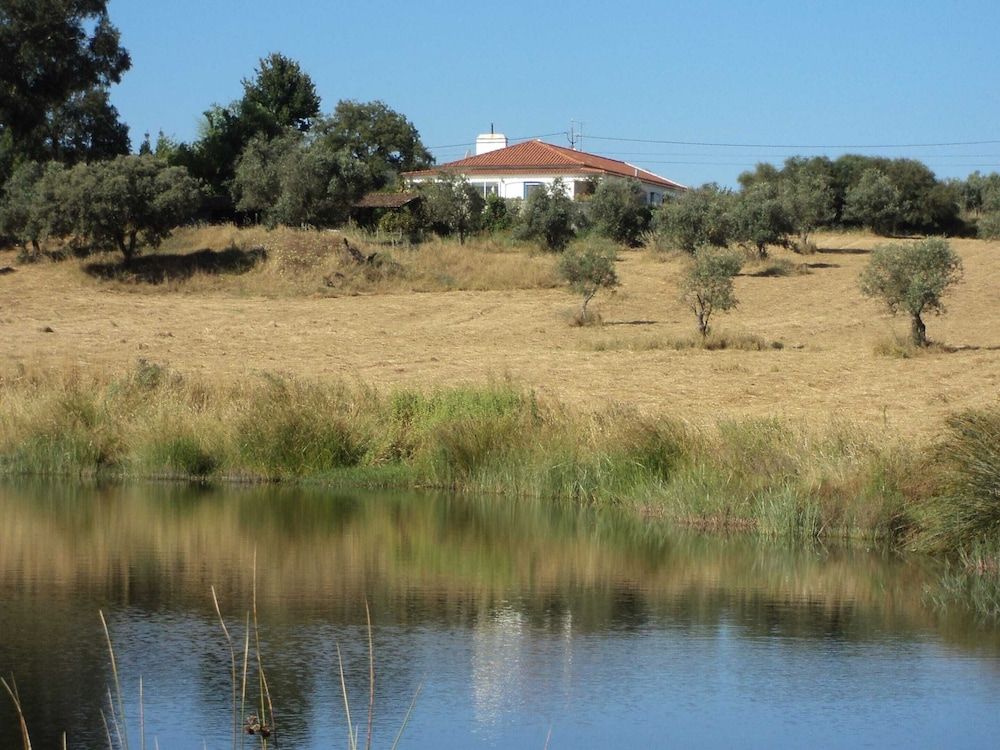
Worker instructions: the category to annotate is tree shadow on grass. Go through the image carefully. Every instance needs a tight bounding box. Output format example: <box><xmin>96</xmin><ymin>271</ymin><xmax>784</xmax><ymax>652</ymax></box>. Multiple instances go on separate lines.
<box><xmin>603</xmin><ymin>319</ymin><xmax>658</xmax><ymax>326</ymax></box>
<box><xmin>816</xmin><ymin>246</ymin><xmax>871</xmax><ymax>255</ymax></box>
<box><xmin>940</xmin><ymin>343</ymin><xmax>1000</xmax><ymax>353</ymax></box>
<box><xmin>805</xmin><ymin>262</ymin><xmax>840</xmax><ymax>269</ymax></box>
<box><xmin>83</xmin><ymin>245</ymin><xmax>267</xmax><ymax>283</ymax></box>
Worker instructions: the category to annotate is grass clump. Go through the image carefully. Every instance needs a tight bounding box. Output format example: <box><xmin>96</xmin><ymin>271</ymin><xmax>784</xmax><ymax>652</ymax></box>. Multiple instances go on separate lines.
<box><xmin>150</xmin><ymin>434</ymin><xmax>219</xmax><ymax>478</ymax></box>
<box><xmin>236</xmin><ymin>377</ymin><xmax>367</xmax><ymax>480</ymax></box>
<box><xmin>590</xmin><ymin>331</ymin><xmax>783</xmax><ymax>352</ymax></box>
<box><xmin>916</xmin><ymin>408</ymin><xmax>1000</xmax><ymax>552</ymax></box>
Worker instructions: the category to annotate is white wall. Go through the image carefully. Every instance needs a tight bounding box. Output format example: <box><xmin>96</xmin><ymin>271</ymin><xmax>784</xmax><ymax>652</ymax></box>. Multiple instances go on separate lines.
<box><xmin>409</xmin><ymin>173</ymin><xmax>678</xmax><ymax>203</ymax></box>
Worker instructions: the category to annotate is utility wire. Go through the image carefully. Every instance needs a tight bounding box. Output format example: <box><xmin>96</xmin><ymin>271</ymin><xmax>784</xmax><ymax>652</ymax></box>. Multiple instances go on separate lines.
<box><xmin>583</xmin><ymin>134</ymin><xmax>1000</xmax><ymax>149</ymax></box>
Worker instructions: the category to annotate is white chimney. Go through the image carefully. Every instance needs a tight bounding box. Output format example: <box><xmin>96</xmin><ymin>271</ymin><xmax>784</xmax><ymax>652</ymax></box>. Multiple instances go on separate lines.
<box><xmin>476</xmin><ymin>131</ymin><xmax>508</xmax><ymax>155</ymax></box>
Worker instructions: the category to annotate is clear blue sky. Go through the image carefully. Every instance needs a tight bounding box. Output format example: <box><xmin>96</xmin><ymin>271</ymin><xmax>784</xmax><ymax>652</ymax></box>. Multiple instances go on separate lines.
<box><xmin>107</xmin><ymin>0</ymin><xmax>1000</xmax><ymax>187</ymax></box>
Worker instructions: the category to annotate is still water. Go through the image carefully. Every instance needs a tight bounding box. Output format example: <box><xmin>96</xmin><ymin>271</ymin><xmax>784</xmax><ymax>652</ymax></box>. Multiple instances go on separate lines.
<box><xmin>1</xmin><ymin>480</ymin><xmax>998</xmax><ymax>749</ymax></box>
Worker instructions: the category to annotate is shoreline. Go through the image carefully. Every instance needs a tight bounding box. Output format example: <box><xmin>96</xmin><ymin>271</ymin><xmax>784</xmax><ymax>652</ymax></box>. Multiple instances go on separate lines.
<box><xmin>2</xmin><ymin>362</ymin><xmax>996</xmax><ymax>561</ymax></box>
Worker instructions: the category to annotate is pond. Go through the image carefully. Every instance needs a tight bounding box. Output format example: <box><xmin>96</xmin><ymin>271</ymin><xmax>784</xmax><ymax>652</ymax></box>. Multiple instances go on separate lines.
<box><xmin>1</xmin><ymin>480</ymin><xmax>998</xmax><ymax>749</ymax></box>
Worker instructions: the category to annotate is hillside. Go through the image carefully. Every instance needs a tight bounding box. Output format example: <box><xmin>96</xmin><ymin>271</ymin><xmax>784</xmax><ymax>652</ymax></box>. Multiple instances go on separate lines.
<box><xmin>2</xmin><ymin>228</ymin><xmax>997</xmax><ymax>440</ymax></box>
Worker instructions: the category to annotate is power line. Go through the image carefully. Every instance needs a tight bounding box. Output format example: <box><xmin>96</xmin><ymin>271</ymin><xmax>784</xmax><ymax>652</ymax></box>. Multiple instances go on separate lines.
<box><xmin>583</xmin><ymin>134</ymin><xmax>1000</xmax><ymax>149</ymax></box>
<box><xmin>594</xmin><ymin>150</ymin><xmax>1000</xmax><ymax>160</ymax></box>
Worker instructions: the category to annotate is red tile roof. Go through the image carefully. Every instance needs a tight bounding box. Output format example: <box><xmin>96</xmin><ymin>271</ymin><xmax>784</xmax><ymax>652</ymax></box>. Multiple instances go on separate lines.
<box><xmin>404</xmin><ymin>140</ymin><xmax>686</xmax><ymax>190</ymax></box>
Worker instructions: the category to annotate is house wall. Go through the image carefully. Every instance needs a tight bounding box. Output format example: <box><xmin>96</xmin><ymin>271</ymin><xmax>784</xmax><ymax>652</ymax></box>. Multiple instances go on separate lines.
<box><xmin>408</xmin><ymin>173</ymin><xmax>677</xmax><ymax>204</ymax></box>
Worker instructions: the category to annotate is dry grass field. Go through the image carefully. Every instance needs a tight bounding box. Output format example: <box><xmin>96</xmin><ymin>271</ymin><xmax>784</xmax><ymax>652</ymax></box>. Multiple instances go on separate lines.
<box><xmin>2</xmin><ymin>227</ymin><xmax>997</xmax><ymax>440</ymax></box>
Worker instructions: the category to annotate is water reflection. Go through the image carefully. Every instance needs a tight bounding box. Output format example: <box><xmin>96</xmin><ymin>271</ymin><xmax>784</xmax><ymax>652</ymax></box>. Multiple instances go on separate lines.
<box><xmin>1</xmin><ymin>480</ymin><xmax>998</xmax><ymax>749</ymax></box>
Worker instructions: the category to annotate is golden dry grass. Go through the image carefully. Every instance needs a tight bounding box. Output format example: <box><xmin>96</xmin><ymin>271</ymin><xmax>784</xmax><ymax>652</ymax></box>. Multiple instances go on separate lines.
<box><xmin>1</xmin><ymin>227</ymin><xmax>998</xmax><ymax>440</ymax></box>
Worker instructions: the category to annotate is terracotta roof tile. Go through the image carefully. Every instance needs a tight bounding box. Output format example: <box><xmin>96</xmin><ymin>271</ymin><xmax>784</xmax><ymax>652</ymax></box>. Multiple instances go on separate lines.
<box><xmin>404</xmin><ymin>140</ymin><xmax>686</xmax><ymax>190</ymax></box>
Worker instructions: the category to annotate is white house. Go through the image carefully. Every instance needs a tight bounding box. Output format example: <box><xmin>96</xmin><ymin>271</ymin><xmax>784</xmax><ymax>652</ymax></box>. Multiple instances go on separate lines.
<box><xmin>403</xmin><ymin>133</ymin><xmax>686</xmax><ymax>204</ymax></box>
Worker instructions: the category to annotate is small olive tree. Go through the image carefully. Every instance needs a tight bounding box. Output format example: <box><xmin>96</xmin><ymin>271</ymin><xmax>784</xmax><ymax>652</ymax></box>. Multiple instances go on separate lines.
<box><xmin>679</xmin><ymin>247</ymin><xmax>743</xmax><ymax>338</ymax></box>
<box><xmin>558</xmin><ymin>240</ymin><xmax>619</xmax><ymax>323</ymax></box>
<box><xmin>859</xmin><ymin>237</ymin><xmax>963</xmax><ymax>346</ymax></box>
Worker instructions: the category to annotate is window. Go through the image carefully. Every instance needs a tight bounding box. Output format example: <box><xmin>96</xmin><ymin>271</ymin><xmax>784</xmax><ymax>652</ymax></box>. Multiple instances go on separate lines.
<box><xmin>469</xmin><ymin>181</ymin><xmax>499</xmax><ymax>198</ymax></box>
<box><xmin>523</xmin><ymin>182</ymin><xmax>544</xmax><ymax>199</ymax></box>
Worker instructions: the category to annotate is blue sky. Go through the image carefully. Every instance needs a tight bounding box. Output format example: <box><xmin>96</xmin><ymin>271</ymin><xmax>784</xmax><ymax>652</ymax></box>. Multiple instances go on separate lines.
<box><xmin>107</xmin><ymin>0</ymin><xmax>1000</xmax><ymax>187</ymax></box>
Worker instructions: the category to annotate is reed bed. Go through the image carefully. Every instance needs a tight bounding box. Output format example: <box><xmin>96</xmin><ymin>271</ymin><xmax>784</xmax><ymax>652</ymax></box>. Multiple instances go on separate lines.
<box><xmin>3</xmin><ymin>361</ymin><xmax>996</xmax><ymax>556</ymax></box>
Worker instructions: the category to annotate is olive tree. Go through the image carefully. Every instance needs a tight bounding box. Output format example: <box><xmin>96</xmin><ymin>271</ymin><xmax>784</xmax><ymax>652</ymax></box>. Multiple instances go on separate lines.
<box><xmin>588</xmin><ymin>177</ymin><xmax>652</xmax><ymax>247</ymax></box>
<box><xmin>419</xmin><ymin>174</ymin><xmax>484</xmax><ymax>243</ymax></box>
<box><xmin>859</xmin><ymin>237</ymin><xmax>963</xmax><ymax>346</ymax></box>
<box><xmin>64</xmin><ymin>155</ymin><xmax>202</xmax><ymax>264</ymax></box>
<box><xmin>558</xmin><ymin>239</ymin><xmax>619</xmax><ymax>323</ymax></box>
<box><xmin>653</xmin><ymin>184</ymin><xmax>733</xmax><ymax>253</ymax></box>
<box><xmin>512</xmin><ymin>178</ymin><xmax>579</xmax><ymax>251</ymax></box>
<box><xmin>978</xmin><ymin>177</ymin><xmax>1000</xmax><ymax>239</ymax></box>
<box><xmin>0</xmin><ymin>160</ymin><xmax>67</xmax><ymax>257</ymax></box>
<box><xmin>679</xmin><ymin>247</ymin><xmax>743</xmax><ymax>338</ymax></box>
<box><xmin>782</xmin><ymin>171</ymin><xmax>835</xmax><ymax>251</ymax></box>
<box><xmin>844</xmin><ymin>168</ymin><xmax>902</xmax><ymax>236</ymax></box>
<box><xmin>730</xmin><ymin>182</ymin><xmax>794</xmax><ymax>259</ymax></box>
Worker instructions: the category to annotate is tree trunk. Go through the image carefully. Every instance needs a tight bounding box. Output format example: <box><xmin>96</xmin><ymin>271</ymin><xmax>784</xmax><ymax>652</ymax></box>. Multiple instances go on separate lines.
<box><xmin>581</xmin><ymin>291</ymin><xmax>596</xmax><ymax>323</ymax></box>
<box><xmin>117</xmin><ymin>236</ymin><xmax>130</xmax><ymax>265</ymax></box>
<box><xmin>911</xmin><ymin>312</ymin><xmax>927</xmax><ymax>347</ymax></box>
<box><xmin>697</xmin><ymin>309</ymin><xmax>709</xmax><ymax>338</ymax></box>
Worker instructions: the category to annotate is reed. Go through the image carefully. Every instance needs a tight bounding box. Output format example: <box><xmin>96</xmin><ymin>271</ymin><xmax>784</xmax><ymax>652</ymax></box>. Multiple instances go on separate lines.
<box><xmin>1</xmin><ymin>675</ymin><xmax>32</xmax><ymax>750</ymax></box>
<box><xmin>0</xmin><ymin>362</ymin><xmax>997</xmax><ymax>552</ymax></box>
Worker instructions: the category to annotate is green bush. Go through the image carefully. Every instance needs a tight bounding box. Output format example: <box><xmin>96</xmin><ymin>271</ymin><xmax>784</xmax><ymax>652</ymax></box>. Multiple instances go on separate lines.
<box><xmin>918</xmin><ymin>408</ymin><xmax>1000</xmax><ymax>552</ymax></box>
<box><xmin>153</xmin><ymin>435</ymin><xmax>219</xmax><ymax>477</ymax></box>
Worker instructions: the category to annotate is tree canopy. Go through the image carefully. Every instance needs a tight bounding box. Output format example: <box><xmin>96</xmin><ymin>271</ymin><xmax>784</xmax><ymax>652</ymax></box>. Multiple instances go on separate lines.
<box><xmin>0</xmin><ymin>0</ymin><xmax>131</xmax><ymax>171</ymax></box>
<box><xmin>316</xmin><ymin>100</ymin><xmax>431</xmax><ymax>192</ymax></box>
<box><xmin>239</xmin><ymin>53</ymin><xmax>321</xmax><ymax>137</ymax></box>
